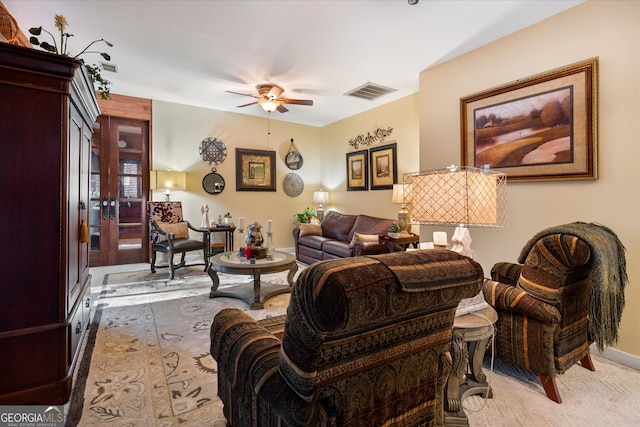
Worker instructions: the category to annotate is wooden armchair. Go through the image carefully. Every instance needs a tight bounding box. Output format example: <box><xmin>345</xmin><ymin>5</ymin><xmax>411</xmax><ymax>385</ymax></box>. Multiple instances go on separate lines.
<box><xmin>147</xmin><ymin>201</ymin><xmax>209</xmax><ymax>279</ymax></box>
<box><xmin>482</xmin><ymin>222</ymin><xmax>627</xmax><ymax>403</ymax></box>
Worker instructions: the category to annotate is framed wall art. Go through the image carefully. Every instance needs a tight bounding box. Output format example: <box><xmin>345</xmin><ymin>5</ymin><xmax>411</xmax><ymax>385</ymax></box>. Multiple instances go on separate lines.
<box><xmin>369</xmin><ymin>142</ymin><xmax>397</xmax><ymax>190</ymax></box>
<box><xmin>235</xmin><ymin>148</ymin><xmax>276</xmax><ymax>191</ymax></box>
<box><xmin>461</xmin><ymin>57</ymin><xmax>598</xmax><ymax>182</ymax></box>
<box><xmin>346</xmin><ymin>149</ymin><xmax>368</xmax><ymax>191</ymax></box>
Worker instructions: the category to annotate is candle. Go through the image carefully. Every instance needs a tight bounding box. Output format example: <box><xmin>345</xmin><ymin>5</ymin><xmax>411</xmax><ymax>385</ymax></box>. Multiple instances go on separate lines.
<box><xmin>237</xmin><ymin>217</ymin><xmax>244</xmax><ymax>230</ymax></box>
<box><xmin>266</xmin><ymin>219</ymin><xmax>273</xmax><ymax>234</ymax></box>
<box><xmin>433</xmin><ymin>231</ymin><xmax>448</xmax><ymax>246</ymax></box>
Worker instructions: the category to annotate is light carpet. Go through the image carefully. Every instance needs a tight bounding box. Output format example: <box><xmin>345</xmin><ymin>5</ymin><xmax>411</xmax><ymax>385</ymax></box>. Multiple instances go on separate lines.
<box><xmin>67</xmin><ymin>266</ymin><xmax>640</xmax><ymax>426</ymax></box>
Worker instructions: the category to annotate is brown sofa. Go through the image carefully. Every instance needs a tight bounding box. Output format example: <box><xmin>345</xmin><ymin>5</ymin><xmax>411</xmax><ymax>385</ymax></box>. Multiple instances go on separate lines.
<box><xmin>292</xmin><ymin>210</ymin><xmax>395</xmax><ymax>264</ymax></box>
<box><xmin>210</xmin><ymin>250</ymin><xmax>484</xmax><ymax>426</ymax></box>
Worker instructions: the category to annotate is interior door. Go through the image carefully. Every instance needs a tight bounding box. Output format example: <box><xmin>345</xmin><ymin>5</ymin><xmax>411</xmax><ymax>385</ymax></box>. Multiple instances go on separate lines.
<box><xmin>89</xmin><ymin>116</ymin><xmax>149</xmax><ymax>266</ymax></box>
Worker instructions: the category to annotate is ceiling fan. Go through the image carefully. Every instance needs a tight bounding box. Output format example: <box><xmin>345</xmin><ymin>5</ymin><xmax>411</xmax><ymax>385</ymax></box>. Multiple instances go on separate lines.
<box><xmin>226</xmin><ymin>84</ymin><xmax>313</xmax><ymax>113</ymax></box>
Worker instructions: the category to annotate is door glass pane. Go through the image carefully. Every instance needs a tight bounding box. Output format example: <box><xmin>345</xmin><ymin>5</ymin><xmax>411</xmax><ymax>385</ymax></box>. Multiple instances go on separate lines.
<box><xmin>118</xmin><ymin>124</ymin><xmax>142</xmax><ymax>152</ymax></box>
<box><xmin>119</xmin><ymin>176</ymin><xmax>141</xmax><ymax>199</ymax></box>
<box><xmin>90</xmin><ymin>174</ymin><xmax>100</xmax><ymax>198</ymax></box>
<box><xmin>118</xmin><ymin>200</ymin><xmax>142</xmax><ymax>249</ymax></box>
<box><xmin>89</xmin><ymin>226</ymin><xmax>100</xmax><ymax>251</ymax></box>
<box><xmin>119</xmin><ymin>224</ymin><xmax>142</xmax><ymax>249</ymax></box>
<box><xmin>89</xmin><ymin>200</ymin><xmax>101</xmax><ymax>226</ymax></box>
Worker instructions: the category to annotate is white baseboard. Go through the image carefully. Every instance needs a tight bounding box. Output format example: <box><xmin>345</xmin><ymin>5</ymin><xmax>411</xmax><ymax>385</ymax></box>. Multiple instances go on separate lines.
<box><xmin>590</xmin><ymin>343</ymin><xmax>640</xmax><ymax>371</ymax></box>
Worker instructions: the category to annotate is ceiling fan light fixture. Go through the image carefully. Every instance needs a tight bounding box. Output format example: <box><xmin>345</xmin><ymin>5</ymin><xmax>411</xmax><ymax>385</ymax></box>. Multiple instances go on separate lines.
<box><xmin>260</xmin><ymin>99</ymin><xmax>280</xmax><ymax>113</ymax></box>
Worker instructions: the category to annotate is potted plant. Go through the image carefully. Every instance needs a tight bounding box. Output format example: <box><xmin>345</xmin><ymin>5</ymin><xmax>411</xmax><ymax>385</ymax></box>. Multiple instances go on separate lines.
<box><xmin>388</xmin><ymin>222</ymin><xmax>402</xmax><ymax>239</ymax></box>
<box><xmin>28</xmin><ymin>14</ymin><xmax>113</xmax><ymax>99</ymax></box>
<box><xmin>224</xmin><ymin>212</ymin><xmax>232</xmax><ymax>225</ymax></box>
<box><xmin>294</xmin><ymin>206</ymin><xmax>317</xmax><ymax>224</ymax></box>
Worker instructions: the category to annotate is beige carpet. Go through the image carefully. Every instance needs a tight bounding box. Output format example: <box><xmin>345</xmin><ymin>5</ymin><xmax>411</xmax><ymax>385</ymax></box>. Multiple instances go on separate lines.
<box><xmin>67</xmin><ymin>265</ymin><xmax>640</xmax><ymax>426</ymax></box>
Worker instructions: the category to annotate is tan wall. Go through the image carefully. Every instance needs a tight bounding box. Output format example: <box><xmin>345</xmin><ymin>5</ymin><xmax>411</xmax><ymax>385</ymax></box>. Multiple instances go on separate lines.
<box><xmin>151</xmin><ymin>95</ymin><xmax>422</xmax><ymax>251</ymax></box>
<box><xmin>152</xmin><ymin>101</ymin><xmax>322</xmax><ymax>249</ymax></box>
<box><xmin>419</xmin><ymin>0</ymin><xmax>640</xmax><ymax>357</ymax></box>
<box><xmin>319</xmin><ymin>94</ymin><xmax>421</xmax><ymax>223</ymax></box>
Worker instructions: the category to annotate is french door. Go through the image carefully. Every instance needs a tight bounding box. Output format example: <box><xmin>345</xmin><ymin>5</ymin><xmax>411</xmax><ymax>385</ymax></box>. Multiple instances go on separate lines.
<box><xmin>89</xmin><ymin>116</ymin><xmax>150</xmax><ymax>266</ymax></box>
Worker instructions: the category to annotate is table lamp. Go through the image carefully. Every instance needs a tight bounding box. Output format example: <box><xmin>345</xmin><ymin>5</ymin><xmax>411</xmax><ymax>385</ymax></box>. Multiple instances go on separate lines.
<box><xmin>391</xmin><ymin>183</ymin><xmax>412</xmax><ymax>233</ymax></box>
<box><xmin>313</xmin><ymin>189</ymin><xmax>329</xmax><ymax>221</ymax></box>
<box><xmin>150</xmin><ymin>170</ymin><xmax>186</xmax><ymax>201</ymax></box>
<box><xmin>405</xmin><ymin>165</ymin><xmax>506</xmax><ymax>315</ymax></box>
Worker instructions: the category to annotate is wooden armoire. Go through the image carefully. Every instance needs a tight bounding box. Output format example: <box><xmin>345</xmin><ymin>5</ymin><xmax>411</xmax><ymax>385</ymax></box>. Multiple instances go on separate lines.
<box><xmin>0</xmin><ymin>43</ymin><xmax>99</xmax><ymax>404</ymax></box>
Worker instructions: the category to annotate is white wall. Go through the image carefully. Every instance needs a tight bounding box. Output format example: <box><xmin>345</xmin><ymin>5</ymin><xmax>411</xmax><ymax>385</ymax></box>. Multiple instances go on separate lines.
<box><xmin>419</xmin><ymin>0</ymin><xmax>640</xmax><ymax>357</ymax></box>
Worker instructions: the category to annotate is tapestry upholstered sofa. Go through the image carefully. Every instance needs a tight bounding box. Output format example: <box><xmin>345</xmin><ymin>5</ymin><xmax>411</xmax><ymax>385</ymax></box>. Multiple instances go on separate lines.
<box><xmin>210</xmin><ymin>250</ymin><xmax>484</xmax><ymax>426</ymax></box>
<box><xmin>292</xmin><ymin>210</ymin><xmax>396</xmax><ymax>264</ymax></box>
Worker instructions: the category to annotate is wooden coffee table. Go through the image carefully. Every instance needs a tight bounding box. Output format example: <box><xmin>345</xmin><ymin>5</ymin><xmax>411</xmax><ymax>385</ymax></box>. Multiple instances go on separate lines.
<box><xmin>207</xmin><ymin>250</ymin><xmax>298</xmax><ymax>309</ymax></box>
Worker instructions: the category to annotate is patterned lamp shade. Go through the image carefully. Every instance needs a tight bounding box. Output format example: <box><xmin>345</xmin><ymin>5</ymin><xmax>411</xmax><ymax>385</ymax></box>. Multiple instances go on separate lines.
<box><xmin>405</xmin><ymin>166</ymin><xmax>506</xmax><ymax>228</ymax></box>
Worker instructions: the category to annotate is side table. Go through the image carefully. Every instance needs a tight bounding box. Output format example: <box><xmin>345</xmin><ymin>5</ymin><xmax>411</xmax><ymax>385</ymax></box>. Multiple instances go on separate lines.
<box><xmin>445</xmin><ymin>305</ymin><xmax>498</xmax><ymax>426</ymax></box>
<box><xmin>378</xmin><ymin>233</ymin><xmax>419</xmax><ymax>253</ymax></box>
<box><xmin>209</xmin><ymin>226</ymin><xmax>236</xmax><ymax>254</ymax></box>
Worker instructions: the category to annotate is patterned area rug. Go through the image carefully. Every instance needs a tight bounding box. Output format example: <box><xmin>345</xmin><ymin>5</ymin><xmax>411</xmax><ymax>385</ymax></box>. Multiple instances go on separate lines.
<box><xmin>66</xmin><ymin>266</ymin><xmax>298</xmax><ymax>426</ymax></box>
<box><xmin>66</xmin><ymin>265</ymin><xmax>640</xmax><ymax>426</ymax></box>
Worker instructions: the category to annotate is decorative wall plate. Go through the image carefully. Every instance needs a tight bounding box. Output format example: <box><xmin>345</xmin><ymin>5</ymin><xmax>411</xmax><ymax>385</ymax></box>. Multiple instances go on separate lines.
<box><xmin>283</xmin><ymin>173</ymin><xmax>304</xmax><ymax>197</ymax></box>
<box><xmin>285</xmin><ymin>138</ymin><xmax>303</xmax><ymax>170</ymax></box>
<box><xmin>199</xmin><ymin>137</ymin><xmax>227</xmax><ymax>165</ymax></box>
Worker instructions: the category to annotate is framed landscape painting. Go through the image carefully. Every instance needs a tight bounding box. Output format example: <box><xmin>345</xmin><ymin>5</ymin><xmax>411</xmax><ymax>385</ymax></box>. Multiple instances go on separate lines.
<box><xmin>461</xmin><ymin>57</ymin><xmax>598</xmax><ymax>182</ymax></box>
<box><xmin>346</xmin><ymin>150</ymin><xmax>368</xmax><ymax>191</ymax></box>
<box><xmin>369</xmin><ymin>142</ymin><xmax>397</xmax><ymax>190</ymax></box>
<box><xmin>235</xmin><ymin>148</ymin><xmax>276</xmax><ymax>191</ymax></box>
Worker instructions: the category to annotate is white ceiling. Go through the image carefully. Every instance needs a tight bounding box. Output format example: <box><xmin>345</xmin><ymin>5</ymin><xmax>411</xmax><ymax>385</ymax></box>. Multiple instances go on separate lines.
<box><xmin>5</xmin><ymin>0</ymin><xmax>584</xmax><ymax>127</ymax></box>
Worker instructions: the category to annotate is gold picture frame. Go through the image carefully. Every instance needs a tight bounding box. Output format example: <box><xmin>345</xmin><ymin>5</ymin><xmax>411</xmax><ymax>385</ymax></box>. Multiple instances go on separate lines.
<box><xmin>461</xmin><ymin>57</ymin><xmax>598</xmax><ymax>182</ymax></box>
<box><xmin>235</xmin><ymin>148</ymin><xmax>276</xmax><ymax>191</ymax></box>
<box><xmin>346</xmin><ymin>149</ymin><xmax>368</xmax><ymax>191</ymax></box>
<box><xmin>369</xmin><ymin>142</ymin><xmax>397</xmax><ymax>190</ymax></box>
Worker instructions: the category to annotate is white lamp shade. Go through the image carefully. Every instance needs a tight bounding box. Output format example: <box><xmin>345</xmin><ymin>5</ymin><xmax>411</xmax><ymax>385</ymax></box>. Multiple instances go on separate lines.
<box><xmin>405</xmin><ymin>166</ymin><xmax>506</xmax><ymax>227</ymax></box>
<box><xmin>313</xmin><ymin>190</ymin><xmax>329</xmax><ymax>205</ymax></box>
<box><xmin>391</xmin><ymin>183</ymin><xmax>411</xmax><ymax>204</ymax></box>
<box><xmin>150</xmin><ymin>170</ymin><xmax>186</xmax><ymax>191</ymax></box>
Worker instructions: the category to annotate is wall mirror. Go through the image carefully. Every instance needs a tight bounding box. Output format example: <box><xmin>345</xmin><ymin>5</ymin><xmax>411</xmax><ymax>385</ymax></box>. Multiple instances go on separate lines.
<box><xmin>202</xmin><ymin>171</ymin><xmax>225</xmax><ymax>194</ymax></box>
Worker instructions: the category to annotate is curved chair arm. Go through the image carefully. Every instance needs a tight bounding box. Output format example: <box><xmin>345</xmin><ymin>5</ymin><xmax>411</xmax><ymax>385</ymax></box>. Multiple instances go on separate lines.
<box><xmin>211</xmin><ymin>309</ymin><xmax>329</xmax><ymax>426</ymax></box>
<box><xmin>491</xmin><ymin>262</ymin><xmax>522</xmax><ymax>285</ymax></box>
<box><xmin>483</xmin><ymin>279</ymin><xmax>560</xmax><ymax>325</ymax></box>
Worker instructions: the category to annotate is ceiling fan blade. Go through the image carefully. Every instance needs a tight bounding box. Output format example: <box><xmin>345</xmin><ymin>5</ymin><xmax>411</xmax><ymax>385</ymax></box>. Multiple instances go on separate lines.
<box><xmin>276</xmin><ymin>104</ymin><xmax>289</xmax><ymax>113</ymax></box>
<box><xmin>237</xmin><ymin>101</ymin><xmax>258</xmax><ymax>108</ymax></box>
<box><xmin>226</xmin><ymin>90</ymin><xmax>258</xmax><ymax>99</ymax></box>
<box><xmin>280</xmin><ymin>98</ymin><xmax>313</xmax><ymax>106</ymax></box>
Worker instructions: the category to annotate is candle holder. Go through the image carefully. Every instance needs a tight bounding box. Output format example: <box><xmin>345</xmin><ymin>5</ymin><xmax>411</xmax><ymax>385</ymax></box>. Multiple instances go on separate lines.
<box><xmin>265</xmin><ymin>232</ymin><xmax>274</xmax><ymax>256</ymax></box>
<box><xmin>237</xmin><ymin>226</ymin><xmax>245</xmax><ymax>256</ymax></box>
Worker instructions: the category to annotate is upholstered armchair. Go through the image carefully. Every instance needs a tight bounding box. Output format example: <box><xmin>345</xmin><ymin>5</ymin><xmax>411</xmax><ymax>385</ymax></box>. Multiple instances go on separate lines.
<box><xmin>482</xmin><ymin>222</ymin><xmax>627</xmax><ymax>403</ymax></box>
<box><xmin>211</xmin><ymin>250</ymin><xmax>484</xmax><ymax>426</ymax></box>
<box><xmin>147</xmin><ymin>201</ymin><xmax>209</xmax><ymax>279</ymax></box>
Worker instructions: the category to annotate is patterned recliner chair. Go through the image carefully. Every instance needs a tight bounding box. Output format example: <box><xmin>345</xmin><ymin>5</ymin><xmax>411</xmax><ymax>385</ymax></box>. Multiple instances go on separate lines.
<box><xmin>210</xmin><ymin>250</ymin><xmax>484</xmax><ymax>426</ymax></box>
<box><xmin>482</xmin><ymin>222</ymin><xmax>627</xmax><ymax>403</ymax></box>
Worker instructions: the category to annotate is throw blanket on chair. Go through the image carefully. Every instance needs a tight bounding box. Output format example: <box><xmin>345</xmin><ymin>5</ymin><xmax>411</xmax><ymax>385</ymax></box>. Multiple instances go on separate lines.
<box><xmin>519</xmin><ymin>222</ymin><xmax>627</xmax><ymax>351</ymax></box>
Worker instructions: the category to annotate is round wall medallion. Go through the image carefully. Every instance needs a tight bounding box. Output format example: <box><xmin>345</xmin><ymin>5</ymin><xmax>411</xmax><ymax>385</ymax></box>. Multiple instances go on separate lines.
<box><xmin>283</xmin><ymin>173</ymin><xmax>304</xmax><ymax>197</ymax></box>
<box><xmin>199</xmin><ymin>137</ymin><xmax>227</xmax><ymax>165</ymax></box>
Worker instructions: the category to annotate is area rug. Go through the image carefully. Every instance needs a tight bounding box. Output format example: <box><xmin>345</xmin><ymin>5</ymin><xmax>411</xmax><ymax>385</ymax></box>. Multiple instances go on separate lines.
<box><xmin>66</xmin><ymin>265</ymin><xmax>640</xmax><ymax>426</ymax></box>
<box><xmin>66</xmin><ymin>266</ymin><xmax>299</xmax><ymax>426</ymax></box>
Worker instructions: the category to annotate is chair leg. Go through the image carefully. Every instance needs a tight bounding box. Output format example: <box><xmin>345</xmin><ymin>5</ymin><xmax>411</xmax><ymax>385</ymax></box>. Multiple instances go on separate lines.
<box><xmin>580</xmin><ymin>352</ymin><xmax>596</xmax><ymax>371</ymax></box>
<box><xmin>169</xmin><ymin>252</ymin><xmax>176</xmax><ymax>280</ymax></box>
<box><xmin>151</xmin><ymin>250</ymin><xmax>157</xmax><ymax>273</ymax></box>
<box><xmin>539</xmin><ymin>374</ymin><xmax>562</xmax><ymax>404</ymax></box>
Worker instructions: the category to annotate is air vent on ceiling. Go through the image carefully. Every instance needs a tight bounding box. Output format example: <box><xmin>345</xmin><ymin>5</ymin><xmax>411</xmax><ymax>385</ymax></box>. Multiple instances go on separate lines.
<box><xmin>344</xmin><ymin>82</ymin><xmax>397</xmax><ymax>101</ymax></box>
<box><xmin>100</xmin><ymin>62</ymin><xmax>118</xmax><ymax>73</ymax></box>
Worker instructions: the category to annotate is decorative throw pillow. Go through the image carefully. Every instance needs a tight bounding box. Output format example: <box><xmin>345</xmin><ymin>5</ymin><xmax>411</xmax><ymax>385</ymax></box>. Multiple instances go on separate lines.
<box><xmin>299</xmin><ymin>223</ymin><xmax>322</xmax><ymax>237</ymax></box>
<box><xmin>157</xmin><ymin>221</ymin><xmax>190</xmax><ymax>241</ymax></box>
<box><xmin>349</xmin><ymin>232</ymin><xmax>380</xmax><ymax>248</ymax></box>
